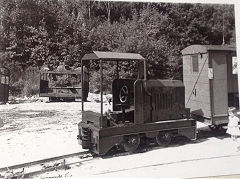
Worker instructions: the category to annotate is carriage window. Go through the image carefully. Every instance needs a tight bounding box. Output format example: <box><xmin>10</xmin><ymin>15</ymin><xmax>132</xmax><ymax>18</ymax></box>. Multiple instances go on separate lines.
<box><xmin>5</xmin><ymin>77</ymin><xmax>9</xmax><ymax>84</ymax></box>
<box><xmin>232</xmin><ymin>56</ymin><xmax>237</xmax><ymax>75</ymax></box>
<box><xmin>192</xmin><ymin>55</ymin><xmax>199</xmax><ymax>73</ymax></box>
<box><xmin>0</xmin><ymin>76</ymin><xmax>9</xmax><ymax>84</ymax></box>
<box><xmin>1</xmin><ymin>76</ymin><xmax>4</xmax><ymax>84</ymax></box>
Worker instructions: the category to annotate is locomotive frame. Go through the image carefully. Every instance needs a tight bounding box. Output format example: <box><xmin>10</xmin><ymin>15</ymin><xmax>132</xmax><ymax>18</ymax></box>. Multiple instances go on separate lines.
<box><xmin>78</xmin><ymin>51</ymin><xmax>196</xmax><ymax>155</ymax></box>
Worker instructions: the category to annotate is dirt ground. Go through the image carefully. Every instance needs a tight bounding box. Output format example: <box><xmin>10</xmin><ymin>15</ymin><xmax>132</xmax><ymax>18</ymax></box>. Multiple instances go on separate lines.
<box><xmin>1</xmin><ymin>95</ymin><xmax>240</xmax><ymax>178</ymax></box>
<box><xmin>0</xmin><ymin>94</ymin><xmax>110</xmax><ymax>168</ymax></box>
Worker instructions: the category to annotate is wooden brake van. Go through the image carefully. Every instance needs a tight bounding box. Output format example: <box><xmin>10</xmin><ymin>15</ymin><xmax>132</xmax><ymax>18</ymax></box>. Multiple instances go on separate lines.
<box><xmin>182</xmin><ymin>45</ymin><xmax>238</xmax><ymax>128</ymax></box>
<box><xmin>0</xmin><ymin>65</ymin><xmax>10</xmax><ymax>104</ymax></box>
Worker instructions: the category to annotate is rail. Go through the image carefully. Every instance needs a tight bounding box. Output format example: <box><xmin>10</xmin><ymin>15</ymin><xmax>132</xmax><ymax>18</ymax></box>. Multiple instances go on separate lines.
<box><xmin>40</xmin><ymin>71</ymin><xmax>81</xmax><ymax>75</ymax></box>
<box><xmin>44</xmin><ymin>86</ymin><xmax>82</xmax><ymax>89</ymax></box>
<box><xmin>0</xmin><ymin>151</ymin><xmax>94</xmax><ymax>178</ymax></box>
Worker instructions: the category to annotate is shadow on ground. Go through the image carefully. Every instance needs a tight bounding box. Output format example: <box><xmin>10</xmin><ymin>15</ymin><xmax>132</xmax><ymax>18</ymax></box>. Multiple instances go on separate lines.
<box><xmin>102</xmin><ymin>126</ymin><xmax>229</xmax><ymax>158</ymax></box>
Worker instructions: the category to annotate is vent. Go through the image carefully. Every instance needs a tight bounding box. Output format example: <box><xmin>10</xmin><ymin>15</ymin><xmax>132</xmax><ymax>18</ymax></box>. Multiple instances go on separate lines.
<box><xmin>154</xmin><ymin>93</ymin><xmax>173</xmax><ymax>110</ymax></box>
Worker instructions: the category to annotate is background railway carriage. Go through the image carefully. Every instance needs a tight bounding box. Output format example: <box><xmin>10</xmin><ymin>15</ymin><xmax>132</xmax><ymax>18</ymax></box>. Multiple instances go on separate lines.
<box><xmin>181</xmin><ymin>45</ymin><xmax>238</xmax><ymax>128</ymax></box>
<box><xmin>0</xmin><ymin>64</ymin><xmax>10</xmax><ymax>104</ymax></box>
<box><xmin>78</xmin><ymin>51</ymin><xmax>196</xmax><ymax>155</ymax></box>
<box><xmin>39</xmin><ymin>66</ymin><xmax>89</xmax><ymax>102</ymax></box>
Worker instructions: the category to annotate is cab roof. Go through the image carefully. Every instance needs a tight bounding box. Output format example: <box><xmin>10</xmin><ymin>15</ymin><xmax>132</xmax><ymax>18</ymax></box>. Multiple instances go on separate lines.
<box><xmin>82</xmin><ymin>51</ymin><xmax>145</xmax><ymax>61</ymax></box>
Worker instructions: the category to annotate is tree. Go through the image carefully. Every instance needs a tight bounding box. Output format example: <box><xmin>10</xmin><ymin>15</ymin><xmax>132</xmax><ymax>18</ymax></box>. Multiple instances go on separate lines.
<box><xmin>0</xmin><ymin>0</ymin><xmax>236</xmax><ymax>95</ymax></box>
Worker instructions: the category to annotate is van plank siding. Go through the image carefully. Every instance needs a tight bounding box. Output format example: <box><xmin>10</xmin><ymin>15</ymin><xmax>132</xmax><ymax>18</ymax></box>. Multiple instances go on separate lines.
<box><xmin>183</xmin><ymin>53</ymin><xmax>210</xmax><ymax>119</ymax></box>
<box><xmin>182</xmin><ymin>45</ymin><xmax>236</xmax><ymax>125</ymax></box>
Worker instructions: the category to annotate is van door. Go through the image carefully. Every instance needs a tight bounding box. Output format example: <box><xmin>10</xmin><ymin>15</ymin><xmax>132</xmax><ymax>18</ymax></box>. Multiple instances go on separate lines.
<box><xmin>210</xmin><ymin>51</ymin><xmax>228</xmax><ymax>124</ymax></box>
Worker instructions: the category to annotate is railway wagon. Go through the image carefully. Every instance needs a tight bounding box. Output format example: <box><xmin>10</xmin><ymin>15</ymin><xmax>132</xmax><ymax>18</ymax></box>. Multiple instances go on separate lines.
<box><xmin>40</xmin><ymin>70</ymin><xmax>81</xmax><ymax>102</ymax></box>
<box><xmin>78</xmin><ymin>51</ymin><xmax>196</xmax><ymax>155</ymax></box>
<box><xmin>182</xmin><ymin>45</ymin><xmax>238</xmax><ymax>129</ymax></box>
<box><xmin>40</xmin><ymin>67</ymin><xmax>89</xmax><ymax>102</ymax></box>
<box><xmin>0</xmin><ymin>64</ymin><xmax>10</xmax><ymax>104</ymax></box>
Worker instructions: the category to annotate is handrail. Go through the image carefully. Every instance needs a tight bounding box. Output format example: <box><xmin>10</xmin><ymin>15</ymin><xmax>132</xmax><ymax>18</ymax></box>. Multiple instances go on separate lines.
<box><xmin>40</xmin><ymin>71</ymin><xmax>81</xmax><ymax>75</ymax></box>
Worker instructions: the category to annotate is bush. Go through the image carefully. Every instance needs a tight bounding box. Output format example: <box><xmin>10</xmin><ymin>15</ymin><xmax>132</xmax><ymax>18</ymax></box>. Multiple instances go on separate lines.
<box><xmin>22</xmin><ymin>67</ymin><xmax>40</xmax><ymax>97</ymax></box>
<box><xmin>10</xmin><ymin>79</ymin><xmax>25</xmax><ymax>96</ymax></box>
<box><xmin>22</xmin><ymin>80</ymin><xmax>39</xmax><ymax>97</ymax></box>
<box><xmin>90</xmin><ymin>70</ymin><xmax>112</xmax><ymax>93</ymax></box>
<box><xmin>10</xmin><ymin>67</ymin><xmax>40</xmax><ymax>97</ymax></box>
<box><xmin>89</xmin><ymin>62</ymin><xmax>134</xmax><ymax>94</ymax></box>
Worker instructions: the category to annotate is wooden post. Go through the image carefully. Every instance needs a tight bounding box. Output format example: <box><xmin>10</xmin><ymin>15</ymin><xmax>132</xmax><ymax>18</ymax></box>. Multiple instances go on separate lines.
<box><xmin>116</xmin><ymin>61</ymin><xmax>119</xmax><ymax>79</ymax></box>
<box><xmin>100</xmin><ymin>59</ymin><xmax>103</xmax><ymax>128</ymax></box>
<box><xmin>235</xmin><ymin>3</ymin><xmax>240</xmax><ymax>109</ymax></box>
<box><xmin>144</xmin><ymin>59</ymin><xmax>147</xmax><ymax>80</ymax></box>
<box><xmin>0</xmin><ymin>117</ymin><xmax>3</xmax><ymax>127</ymax></box>
<box><xmin>81</xmin><ymin>59</ymin><xmax>84</xmax><ymax>112</ymax></box>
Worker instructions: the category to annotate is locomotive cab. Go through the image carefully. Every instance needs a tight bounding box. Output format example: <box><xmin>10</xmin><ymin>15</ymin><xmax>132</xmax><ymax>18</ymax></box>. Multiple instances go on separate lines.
<box><xmin>78</xmin><ymin>51</ymin><xmax>196</xmax><ymax>155</ymax></box>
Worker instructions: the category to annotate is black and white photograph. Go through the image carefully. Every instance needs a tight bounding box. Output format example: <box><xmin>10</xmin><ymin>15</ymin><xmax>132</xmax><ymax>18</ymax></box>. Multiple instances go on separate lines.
<box><xmin>0</xmin><ymin>0</ymin><xmax>240</xmax><ymax>178</ymax></box>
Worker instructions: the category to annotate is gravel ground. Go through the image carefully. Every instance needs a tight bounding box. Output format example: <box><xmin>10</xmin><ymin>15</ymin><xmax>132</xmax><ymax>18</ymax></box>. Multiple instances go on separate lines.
<box><xmin>0</xmin><ymin>94</ymin><xmax>110</xmax><ymax>168</ymax></box>
<box><xmin>1</xmin><ymin>95</ymin><xmax>240</xmax><ymax>178</ymax></box>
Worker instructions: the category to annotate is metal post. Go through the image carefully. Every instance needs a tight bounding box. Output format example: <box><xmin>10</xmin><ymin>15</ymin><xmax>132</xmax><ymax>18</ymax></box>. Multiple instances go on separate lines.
<box><xmin>81</xmin><ymin>59</ymin><xmax>84</xmax><ymax>111</ymax></box>
<box><xmin>116</xmin><ymin>61</ymin><xmax>119</xmax><ymax>79</ymax></box>
<box><xmin>144</xmin><ymin>59</ymin><xmax>147</xmax><ymax>80</ymax></box>
<box><xmin>235</xmin><ymin>3</ymin><xmax>240</xmax><ymax>109</ymax></box>
<box><xmin>100</xmin><ymin>59</ymin><xmax>103</xmax><ymax>128</ymax></box>
<box><xmin>39</xmin><ymin>73</ymin><xmax>41</xmax><ymax>95</ymax></box>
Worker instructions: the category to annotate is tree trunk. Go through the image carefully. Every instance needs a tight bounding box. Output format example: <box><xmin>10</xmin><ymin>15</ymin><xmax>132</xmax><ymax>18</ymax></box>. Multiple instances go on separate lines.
<box><xmin>107</xmin><ymin>1</ymin><xmax>110</xmax><ymax>24</ymax></box>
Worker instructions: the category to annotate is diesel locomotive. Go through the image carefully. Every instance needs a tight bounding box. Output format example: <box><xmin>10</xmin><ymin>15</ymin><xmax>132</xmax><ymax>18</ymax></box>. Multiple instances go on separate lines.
<box><xmin>78</xmin><ymin>51</ymin><xmax>196</xmax><ymax>155</ymax></box>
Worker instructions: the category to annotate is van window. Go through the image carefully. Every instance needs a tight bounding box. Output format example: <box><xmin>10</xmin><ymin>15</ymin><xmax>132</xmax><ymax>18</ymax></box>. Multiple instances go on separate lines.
<box><xmin>192</xmin><ymin>55</ymin><xmax>199</xmax><ymax>72</ymax></box>
<box><xmin>232</xmin><ymin>57</ymin><xmax>237</xmax><ymax>75</ymax></box>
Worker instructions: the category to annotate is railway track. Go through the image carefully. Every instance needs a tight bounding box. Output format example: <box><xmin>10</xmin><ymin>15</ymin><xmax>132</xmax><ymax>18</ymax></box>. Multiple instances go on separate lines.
<box><xmin>0</xmin><ymin>151</ymin><xmax>94</xmax><ymax>179</ymax></box>
<box><xmin>95</xmin><ymin>152</ymin><xmax>240</xmax><ymax>176</ymax></box>
<box><xmin>0</xmin><ymin>144</ymin><xmax>238</xmax><ymax>178</ymax></box>
<box><xmin>0</xmin><ymin>129</ymin><xmax>229</xmax><ymax>178</ymax></box>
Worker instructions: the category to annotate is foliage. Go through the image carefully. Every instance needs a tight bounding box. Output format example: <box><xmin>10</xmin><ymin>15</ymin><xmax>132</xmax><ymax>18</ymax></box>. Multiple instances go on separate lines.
<box><xmin>0</xmin><ymin>0</ymin><xmax>236</xmax><ymax>95</ymax></box>
<box><xmin>89</xmin><ymin>61</ymin><xmax>132</xmax><ymax>93</ymax></box>
<box><xmin>10</xmin><ymin>67</ymin><xmax>39</xmax><ymax>96</ymax></box>
<box><xmin>22</xmin><ymin>67</ymin><xmax>40</xmax><ymax>97</ymax></box>
<box><xmin>10</xmin><ymin>79</ymin><xmax>24</xmax><ymax>96</ymax></box>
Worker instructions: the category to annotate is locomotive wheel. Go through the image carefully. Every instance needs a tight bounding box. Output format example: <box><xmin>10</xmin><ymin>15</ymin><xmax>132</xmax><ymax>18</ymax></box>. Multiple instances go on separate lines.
<box><xmin>156</xmin><ymin>132</ymin><xmax>172</xmax><ymax>147</ymax></box>
<box><xmin>122</xmin><ymin>135</ymin><xmax>140</xmax><ymax>152</ymax></box>
<box><xmin>209</xmin><ymin>125</ymin><xmax>220</xmax><ymax>131</ymax></box>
